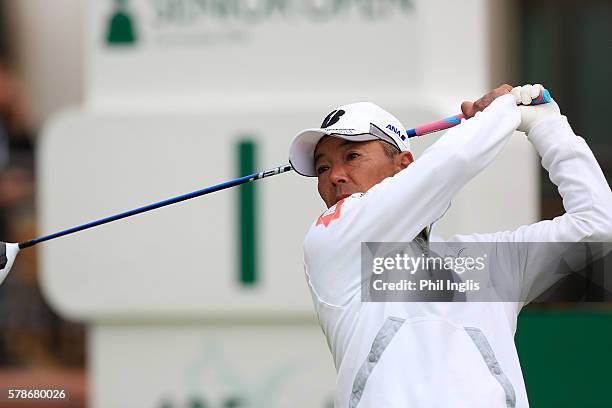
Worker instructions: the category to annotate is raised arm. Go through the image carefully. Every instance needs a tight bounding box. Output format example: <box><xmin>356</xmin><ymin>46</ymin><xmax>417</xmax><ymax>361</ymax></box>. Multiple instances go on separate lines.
<box><xmin>356</xmin><ymin>89</ymin><xmax>521</xmax><ymax>243</ymax></box>
<box><xmin>451</xmin><ymin>86</ymin><xmax>612</xmax><ymax>304</ymax></box>
<box><xmin>304</xmin><ymin>87</ymin><xmax>519</xmax><ymax>308</ymax></box>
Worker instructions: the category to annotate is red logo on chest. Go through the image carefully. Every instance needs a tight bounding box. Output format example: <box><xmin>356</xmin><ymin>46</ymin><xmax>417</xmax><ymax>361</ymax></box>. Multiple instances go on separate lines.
<box><xmin>316</xmin><ymin>199</ymin><xmax>345</xmax><ymax>228</ymax></box>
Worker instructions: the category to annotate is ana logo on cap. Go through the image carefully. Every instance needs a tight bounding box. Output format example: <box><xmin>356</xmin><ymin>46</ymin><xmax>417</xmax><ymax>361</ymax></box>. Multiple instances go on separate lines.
<box><xmin>386</xmin><ymin>124</ymin><xmax>403</xmax><ymax>138</ymax></box>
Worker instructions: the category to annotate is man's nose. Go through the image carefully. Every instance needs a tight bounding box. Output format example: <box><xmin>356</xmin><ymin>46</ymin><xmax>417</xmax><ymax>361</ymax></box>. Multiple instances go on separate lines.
<box><xmin>330</xmin><ymin>165</ymin><xmax>348</xmax><ymax>186</ymax></box>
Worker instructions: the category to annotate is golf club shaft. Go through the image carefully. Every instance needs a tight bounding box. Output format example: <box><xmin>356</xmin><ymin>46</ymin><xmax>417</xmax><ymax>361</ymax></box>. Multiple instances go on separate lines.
<box><xmin>18</xmin><ymin>164</ymin><xmax>293</xmax><ymax>249</ymax></box>
<box><xmin>19</xmin><ymin>96</ymin><xmax>541</xmax><ymax>250</ymax></box>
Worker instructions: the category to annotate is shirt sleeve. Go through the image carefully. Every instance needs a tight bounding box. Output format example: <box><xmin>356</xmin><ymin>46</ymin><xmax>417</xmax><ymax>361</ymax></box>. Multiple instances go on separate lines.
<box><xmin>352</xmin><ymin>93</ymin><xmax>521</xmax><ymax>243</ymax></box>
<box><xmin>450</xmin><ymin>115</ymin><xmax>612</xmax><ymax>305</ymax></box>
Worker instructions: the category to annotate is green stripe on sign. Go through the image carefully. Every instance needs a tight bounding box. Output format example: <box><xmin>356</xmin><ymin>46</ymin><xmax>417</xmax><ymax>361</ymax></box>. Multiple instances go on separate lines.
<box><xmin>237</xmin><ymin>140</ymin><xmax>257</xmax><ymax>286</ymax></box>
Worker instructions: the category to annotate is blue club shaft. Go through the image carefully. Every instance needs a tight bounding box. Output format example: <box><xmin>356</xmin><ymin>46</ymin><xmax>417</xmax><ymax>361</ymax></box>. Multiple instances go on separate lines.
<box><xmin>20</xmin><ymin>91</ymin><xmax>550</xmax><ymax>251</ymax></box>
<box><xmin>18</xmin><ymin>164</ymin><xmax>293</xmax><ymax>249</ymax></box>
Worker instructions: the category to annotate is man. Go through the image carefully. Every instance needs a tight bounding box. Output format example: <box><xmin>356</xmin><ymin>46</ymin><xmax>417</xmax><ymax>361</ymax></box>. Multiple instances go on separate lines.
<box><xmin>288</xmin><ymin>84</ymin><xmax>612</xmax><ymax>407</ymax></box>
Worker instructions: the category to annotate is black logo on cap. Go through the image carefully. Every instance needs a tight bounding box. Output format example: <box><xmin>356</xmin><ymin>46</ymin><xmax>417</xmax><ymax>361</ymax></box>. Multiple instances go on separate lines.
<box><xmin>321</xmin><ymin>110</ymin><xmax>345</xmax><ymax>128</ymax></box>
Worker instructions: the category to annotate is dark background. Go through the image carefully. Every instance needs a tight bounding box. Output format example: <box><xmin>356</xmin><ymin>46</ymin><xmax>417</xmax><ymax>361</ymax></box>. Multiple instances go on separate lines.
<box><xmin>516</xmin><ymin>1</ymin><xmax>612</xmax><ymax>407</ymax></box>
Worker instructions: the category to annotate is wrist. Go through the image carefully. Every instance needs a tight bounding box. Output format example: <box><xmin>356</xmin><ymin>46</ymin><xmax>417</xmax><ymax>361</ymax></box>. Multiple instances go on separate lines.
<box><xmin>526</xmin><ymin>113</ymin><xmax>565</xmax><ymax>136</ymax></box>
<box><xmin>527</xmin><ymin>115</ymin><xmax>571</xmax><ymax>151</ymax></box>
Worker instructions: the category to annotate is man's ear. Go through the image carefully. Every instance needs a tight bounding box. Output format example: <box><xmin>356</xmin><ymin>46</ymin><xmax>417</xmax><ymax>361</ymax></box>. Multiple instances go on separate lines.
<box><xmin>396</xmin><ymin>151</ymin><xmax>414</xmax><ymax>170</ymax></box>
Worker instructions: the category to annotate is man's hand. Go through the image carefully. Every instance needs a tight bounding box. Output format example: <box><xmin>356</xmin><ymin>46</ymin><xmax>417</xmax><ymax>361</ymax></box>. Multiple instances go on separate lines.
<box><xmin>461</xmin><ymin>84</ymin><xmax>513</xmax><ymax>119</ymax></box>
<box><xmin>512</xmin><ymin>84</ymin><xmax>561</xmax><ymax>134</ymax></box>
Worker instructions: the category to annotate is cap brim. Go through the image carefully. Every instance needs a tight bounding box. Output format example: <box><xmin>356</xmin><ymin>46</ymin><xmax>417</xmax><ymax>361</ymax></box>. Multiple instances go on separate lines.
<box><xmin>289</xmin><ymin>129</ymin><xmax>378</xmax><ymax>177</ymax></box>
<box><xmin>289</xmin><ymin>129</ymin><xmax>329</xmax><ymax>177</ymax></box>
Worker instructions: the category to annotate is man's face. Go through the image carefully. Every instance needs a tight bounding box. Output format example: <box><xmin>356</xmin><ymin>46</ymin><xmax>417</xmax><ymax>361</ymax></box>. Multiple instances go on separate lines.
<box><xmin>314</xmin><ymin>136</ymin><xmax>413</xmax><ymax>208</ymax></box>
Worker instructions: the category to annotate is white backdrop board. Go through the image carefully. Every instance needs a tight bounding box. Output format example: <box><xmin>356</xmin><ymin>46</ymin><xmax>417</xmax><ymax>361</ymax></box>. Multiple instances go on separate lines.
<box><xmin>39</xmin><ymin>104</ymin><xmax>439</xmax><ymax>319</ymax></box>
<box><xmin>87</xmin><ymin>0</ymin><xmax>490</xmax><ymax>109</ymax></box>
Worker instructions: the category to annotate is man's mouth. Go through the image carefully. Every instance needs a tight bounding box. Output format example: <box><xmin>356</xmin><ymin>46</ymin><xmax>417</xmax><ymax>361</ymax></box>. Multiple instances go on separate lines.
<box><xmin>334</xmin><ymin>193</ymin><xmax>350</xmax><ymax>204</ymax></box>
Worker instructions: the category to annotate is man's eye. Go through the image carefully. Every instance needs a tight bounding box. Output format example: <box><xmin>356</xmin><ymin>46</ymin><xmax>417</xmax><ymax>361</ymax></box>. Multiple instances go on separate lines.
<box><xmin>346</xmin><ymin>152</ymin><xmax>360</xmax><ymax>161</ymax></box>
<box><xmin>316</xmin><ymin>165</ymin><xmax>329</xmax><ymax>175</ymax></box>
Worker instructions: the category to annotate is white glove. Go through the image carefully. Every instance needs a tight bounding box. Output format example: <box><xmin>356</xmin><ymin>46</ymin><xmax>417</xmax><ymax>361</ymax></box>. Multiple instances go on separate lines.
<box><xmin>511</xmin><ymin>84</ymin><xmax>561</xmax><ymax>134</ymax></box>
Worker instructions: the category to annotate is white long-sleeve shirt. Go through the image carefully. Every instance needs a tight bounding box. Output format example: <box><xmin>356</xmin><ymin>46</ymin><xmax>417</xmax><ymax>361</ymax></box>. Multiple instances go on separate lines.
<box><xmin>301</xmin><ymin>94</ymin><xmax>612</xmax><ymax>408</ymax></box>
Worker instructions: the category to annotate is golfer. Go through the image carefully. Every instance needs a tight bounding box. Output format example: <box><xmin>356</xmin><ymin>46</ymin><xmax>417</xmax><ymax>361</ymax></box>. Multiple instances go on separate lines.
<box><xmin>288</xmin><ymin>84</ymin><xmax>612</xmax><ymax>407</ymax></box>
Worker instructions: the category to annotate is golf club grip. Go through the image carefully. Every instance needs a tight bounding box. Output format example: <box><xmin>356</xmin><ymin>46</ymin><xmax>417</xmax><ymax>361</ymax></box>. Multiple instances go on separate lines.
<box><xmin>407</xmin><ymin>87</ymin><xmax>551</xmax><ymax>138</ymax></box>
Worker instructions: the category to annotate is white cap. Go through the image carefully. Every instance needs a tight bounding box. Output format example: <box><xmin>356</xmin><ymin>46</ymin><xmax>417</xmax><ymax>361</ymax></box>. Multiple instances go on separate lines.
<box><xmin>289</xmin><ymin>102</ymin><xmax>410</xmax><ymax>177</ymax></box>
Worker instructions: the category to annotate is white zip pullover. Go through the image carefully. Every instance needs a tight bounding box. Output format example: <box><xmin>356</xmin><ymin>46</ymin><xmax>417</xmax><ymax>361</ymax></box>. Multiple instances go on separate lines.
<box><xmin>302</xmin><ymin>94</ymin><xmax>612</xmax><ymax>407</ymax></box>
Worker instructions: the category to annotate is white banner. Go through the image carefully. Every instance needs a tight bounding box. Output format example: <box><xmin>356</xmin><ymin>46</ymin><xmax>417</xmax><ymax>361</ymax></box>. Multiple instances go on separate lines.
<box><xmin>87</xmin><ymin>0</ymin><xmax>489</xmax><ymax>109</ymax></box>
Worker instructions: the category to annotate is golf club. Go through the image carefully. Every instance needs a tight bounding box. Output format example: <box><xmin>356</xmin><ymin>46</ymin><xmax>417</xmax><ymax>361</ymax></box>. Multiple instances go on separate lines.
<box><xmin>0</xmin><ymin>88</ymin><xmax>551</xmax><ymax>285</ymax></box>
